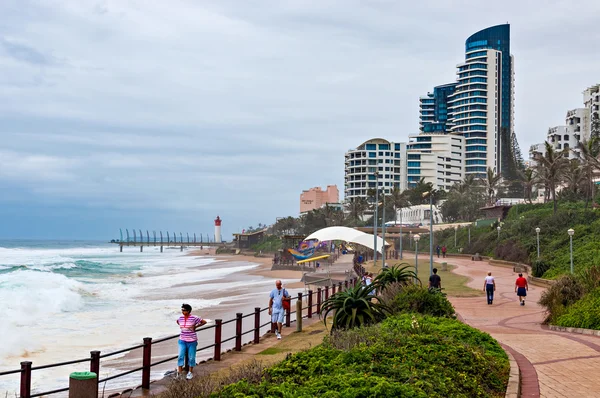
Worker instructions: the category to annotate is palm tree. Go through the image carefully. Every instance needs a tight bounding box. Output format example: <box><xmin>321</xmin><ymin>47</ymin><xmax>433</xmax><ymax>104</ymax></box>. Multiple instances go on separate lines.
<box><xmin>576</xmin><ymin>138</ymin><xmax>600</xmax><ymax>209</ymax></box>
<box><xmin>563</xmin><ymin>159</ymin><xmax>587</xmax><ymax>197</ymax></box>
<box><xmin>518</xmin><ymin>168</ymin><xmax>538</xmax><ymax>204</ymax></box>
<box><xmin>388</xmin><ymin>187</ymin><xmax>410</xmax><ymax>225</ymax></box>
<box><xmin>481</xmin><ymin>168</ymin><xmax>502</xmax><ymax>205</ymax></box>
<box><xmin>534</xmin><ymin>141</ymin><xmax>568</xmax><ymax>215</ymax></box>
<box><xmin>345</xmin><ymin>197</ymin><xmax>369</xmax><ymax>224</ymax></box>
<box><xmin>320</xmin><ymin>283</ymin><xmax>391</xmax><ymax>332</ymax></box>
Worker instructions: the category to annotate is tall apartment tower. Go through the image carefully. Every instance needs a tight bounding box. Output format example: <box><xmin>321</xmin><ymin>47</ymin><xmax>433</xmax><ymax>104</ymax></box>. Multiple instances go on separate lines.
<box><xmin>419</xmin><ymin>83</ymin><xmax>458</xmax><ymax>133</ymax></box>
<box><xmin>448</xmin><ymin>24</ymin><xmax>514</xmax><ymax>177</ymax></box>
<box><xmin>344</xmin><ymin>138</ymin><xmax>406</xmax><ymax>202</ymax></box>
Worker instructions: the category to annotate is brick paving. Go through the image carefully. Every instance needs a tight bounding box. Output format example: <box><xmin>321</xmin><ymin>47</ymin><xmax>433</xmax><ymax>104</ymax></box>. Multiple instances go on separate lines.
<box><xmin>437</xmin><ymin>255</ymin><xmax>600</xmax><ymax>398</ymax></box>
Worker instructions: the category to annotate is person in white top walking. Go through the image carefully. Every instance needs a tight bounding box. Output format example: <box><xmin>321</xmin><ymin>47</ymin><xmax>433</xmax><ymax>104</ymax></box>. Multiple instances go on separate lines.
<box><xmin>483</xmin><ymin>272</ymin><xmax>496</xmax><ymax>305</ymax></box>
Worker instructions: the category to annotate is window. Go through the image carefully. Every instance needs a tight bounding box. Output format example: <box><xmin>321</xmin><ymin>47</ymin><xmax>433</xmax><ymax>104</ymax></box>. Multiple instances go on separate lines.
<box><xmin>369</xmin><ymin>152</ymin><xmax>376</xmax><ymax>158</ymax></box>
<box><xmin>379</xmin><ymin>144</ymin><xmax>390</xmax><ymax>150</ymax></box>
<box><xmin>407</xmin><ymin>154</ymin><xmax>421</xmax><ymax>160</ymax></box>
<box><xmin>366</xmin><ymin>144</ymin><xmax>376</xmax><ymax>150</ymax></box>
<box><xmin>407</xmin><ymin>162</ymin><xmax>421</xmax><ymax>167</ymax></box>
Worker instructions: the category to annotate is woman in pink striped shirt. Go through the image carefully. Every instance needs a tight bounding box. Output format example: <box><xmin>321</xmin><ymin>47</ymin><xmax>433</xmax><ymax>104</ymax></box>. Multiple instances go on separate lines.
<box><xmin>176</xmin><ymin>303</ymin><xmax>207</xmax><ymax>380</ymax></box>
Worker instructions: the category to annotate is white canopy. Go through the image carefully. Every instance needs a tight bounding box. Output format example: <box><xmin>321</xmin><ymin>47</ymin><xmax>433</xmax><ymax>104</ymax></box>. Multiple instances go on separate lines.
<box><xmin>304</xmin><ymin>226</ymin><xmax>390</xmax><ymax>253</ymax></box>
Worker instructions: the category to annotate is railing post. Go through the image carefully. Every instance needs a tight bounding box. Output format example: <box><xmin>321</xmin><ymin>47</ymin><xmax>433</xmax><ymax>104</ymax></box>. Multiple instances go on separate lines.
<box><xmin>325</xmin><ymin>285</ymin><xmax>329</xmax><ymax>300</ymax></box>
<box><xmin>235</xmin><ymin>313</ymin><xmax>243</xmax><ymax>351</ymax></box>
<box><xmin>338</xmin><ymin>282</ymin><xmax>343</xmax><ymax>292</ymax></box>
<box><xmin>214</xmin><ymin>319</ymin><xmax>222</xmax><ymax>361</ymax></box>
<box><xmin>90</xmin><ymin>350</ymin><xmax>100</xmax><ymax>387</ymax></box>
<box><xmin>20</xmin><ymin>361</ymin><xmax>32</xmax><ymax>398</ymax></box>
<box><xmin>142</xmin><ymin>337</ymin><xmax>152</xmax><ymax>389</ymax></box>
<box><xmin>254</xmin><ymin>307</ymin><xmax>261</xmax><ymax>344</ymax></box>
<box><xmin>316</xmin><ymin>288</ymin><xmax>322</xmax><ymax>314</ymax></box>
<box><xmin>307</xmin><ymin>290</ymin><xmax>313</xmax><ymax>318</ymax></box>
<box><xmin>332</xmin><ymin>283</ymin><xmax>336</xmax><ymax>295</ymax></box>
<box><xmin>296</xmin><ymin>292</ymin><xmax>303</xmax><ymax>332</ymax></box>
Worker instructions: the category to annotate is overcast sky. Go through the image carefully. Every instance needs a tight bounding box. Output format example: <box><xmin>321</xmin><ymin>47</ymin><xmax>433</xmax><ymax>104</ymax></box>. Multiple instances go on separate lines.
<box><xmin>1</xmin><ymin>0</ymin><xmax>599</xmax><ymax>240</ymax></box>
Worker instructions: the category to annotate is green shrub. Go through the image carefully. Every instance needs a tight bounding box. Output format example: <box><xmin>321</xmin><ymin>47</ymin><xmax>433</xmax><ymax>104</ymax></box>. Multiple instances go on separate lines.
<box><xmin>215</xmin><ymin>314</ymin><xmax>509</xmax><ymax>398</ymax></box>
<box><xmin>555</xmin><ymin>288</ymin><xmax>600</xmax><ymax>330</ymax></box>
<box><xmin>539</xmin><ymin>274</ymin><xmax>585</xmax><ymax>323</ymax></box>
<box><xmin>320</xmin><ymin>284</ymin><xmax>391</xmax><ymax>332</ymax></box>
<box><xmin>390</xmin><ymin>285</ymin><xmax>456</xmax><ymax>318</ymax></box>
<box><xmin>532</xmin><ymin>259</ymin><xmax>551</xmax><ymax>278</ymax></box>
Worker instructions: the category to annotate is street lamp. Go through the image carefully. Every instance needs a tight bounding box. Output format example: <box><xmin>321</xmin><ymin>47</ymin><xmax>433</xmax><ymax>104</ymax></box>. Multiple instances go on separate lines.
<box><xmin>535</xmin><ymin>227</ymin><xmax>541</xmax><ymax>259</ymax></box>
<box><xmin>568</xmin><ymin>228</ymin><xmax>574</xmax><ymax>274</ymax></box>
<box><xmin>414</xmin><ymin>234</ymin><xmax>421</xmax><ymax>281</ymax></box>
<box><xmin>399</xmin><ymin>204</ymin><xmax>403</xmax><ymax>260</ymax></box>
<box><xmin>422</xmin><ymin>190</ymin><xmax>434</xmax><ymax>276</ymax></box>
<box><xmin>373</xmin><ymin>172</ymin><xmax>379</xmax><ymax>267</ymax></box>
<box><xmin>454</xmin><ymin>226</ymin><xmax>458</xmax><ymax>248</ymax></box>
<box><xmin>497</xmin><ymin>226</ymin><xmax>501</xmax><ymax>240</ymax></box>
<box><xmin>382</xmin><ymin>187</ymin><xmax>386</xmax><ymax>268</ymax></box>
<box><xmin>409</xmin><ymin>230</ymin><xmax>412</xmax><ymax>249</ymax></box>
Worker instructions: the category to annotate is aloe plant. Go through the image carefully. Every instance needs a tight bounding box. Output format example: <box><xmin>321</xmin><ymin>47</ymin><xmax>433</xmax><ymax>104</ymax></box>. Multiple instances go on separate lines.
<box><xmin>373</xmin><ymin>263</ymin><xmax>419</xmax><ymax>291</ymax></box>
<box><xmin>320</xmin><ymin>283</ymin><xmax>390</xmax><ymax>332</ymax></box>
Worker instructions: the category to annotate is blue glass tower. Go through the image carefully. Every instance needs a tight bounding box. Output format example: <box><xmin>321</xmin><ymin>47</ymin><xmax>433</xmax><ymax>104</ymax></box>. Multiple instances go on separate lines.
<box><xmin>419</xmin><ymin>82</ymin><xmax>457</xmax><ymax>133</ymax></box>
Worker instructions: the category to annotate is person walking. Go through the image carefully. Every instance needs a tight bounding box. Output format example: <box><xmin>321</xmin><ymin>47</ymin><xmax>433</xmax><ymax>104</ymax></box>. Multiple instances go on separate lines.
<box><xmin>441</xmin><ymin>245</ymin><xmax>447</xmax><ymax>258</ymax></box>
<box><xmin>176</xmin><ymin>303</ymin><xmax>207</xmax><ymax>380</ymax></box>
<box><xmin>436</xmin><ymin>245</ymin><xmax>441</xmax><ymax>258</ymax></box>
<box><xmin>483</xmin><ymin>272</ymin><xmax>496</xmax><ymax>305</ymax></box>
<box><xmin>429</xmin><ymin>268</ymin><xmax>442</xmax><ymax>290</ymax></box>
<box><xmin>268</xmin><ymin>280</ymin><xmax>290</xmax><ymax>340</ymax></box>
<box><xmin>515</xmin><ymin>273</ymin><xmax>529</xmax><ymax>306</ymax></box>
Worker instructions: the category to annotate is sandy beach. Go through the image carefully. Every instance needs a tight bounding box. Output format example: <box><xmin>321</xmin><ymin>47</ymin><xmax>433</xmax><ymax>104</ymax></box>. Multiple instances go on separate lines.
<box><xmin>101</xmin><ymin>249</ymin><xmax>308</xmax><ymax>392</ymax></box>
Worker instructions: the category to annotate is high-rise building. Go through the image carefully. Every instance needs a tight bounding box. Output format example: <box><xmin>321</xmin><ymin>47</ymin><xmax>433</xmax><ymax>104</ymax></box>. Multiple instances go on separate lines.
<box><xmin>406</xmin><ymin>133</ymin><xmax>464</xmax><ymax>191</ymax></box>
<box><xmin>448</xmin><ymin>24</ymin><xmax>514</xmax><ymax>177</ymax></box>
<box><xmin>584</xmin><ymin>84</ymin><xmax>600</xmax><ymax>136</ymax></box>
<box><xmin>420</xmin><ymin>24</ymin><xmax>516</xmax><ymax>179</ymax></box>
<box><xmin>344</xmin><ymin>139</ymin><xmax>406</xmax><ymax>202</ymax></box>
<box><xmin>419</xmin><ymin>83</ymin><xmax>458</xmax><ymax>133</ymax></box>
<box><xmin>299</xmin><ymin>185</ymin><xmax>340</xmax><ymax>214</ymax></box>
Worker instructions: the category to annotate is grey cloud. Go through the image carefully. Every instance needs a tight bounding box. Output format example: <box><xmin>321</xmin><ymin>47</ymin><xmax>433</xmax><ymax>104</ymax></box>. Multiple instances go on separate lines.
<box><xmin>1</xmin><ymin>37</ymin><xmax>53</xmax><ymax>65</ymax></box>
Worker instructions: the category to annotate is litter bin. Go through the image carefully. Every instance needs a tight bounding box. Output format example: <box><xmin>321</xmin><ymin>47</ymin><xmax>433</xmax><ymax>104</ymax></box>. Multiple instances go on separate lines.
<box><xmin>69</xmin><ymin>371</ymin><xmax>98</xmax><ymax>398</ymax></box>
<box><xmin>441</xmin><ymin>262</ymin><xmax>448</xmax><ymax>271</ymax></box>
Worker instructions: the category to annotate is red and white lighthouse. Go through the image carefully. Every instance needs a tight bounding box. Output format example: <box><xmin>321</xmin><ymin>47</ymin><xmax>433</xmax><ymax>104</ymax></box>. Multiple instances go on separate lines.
<box><xmin>214</xmin><ymin>216</ymin><xmax>222</xmax><ymax>243</ymax></box>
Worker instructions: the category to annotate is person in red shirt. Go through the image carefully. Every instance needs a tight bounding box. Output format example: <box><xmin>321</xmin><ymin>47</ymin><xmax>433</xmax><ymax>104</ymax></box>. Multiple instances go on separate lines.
<box><xmin>515</xmin><ymin>273</ymin><xmax>529</xmax><ymax>306</ymax></box>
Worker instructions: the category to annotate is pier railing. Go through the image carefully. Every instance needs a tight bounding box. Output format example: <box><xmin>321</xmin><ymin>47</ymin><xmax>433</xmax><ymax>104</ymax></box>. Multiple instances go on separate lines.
<box><xmin>0</xmin><ymin>278</ymin><xmax>358</xmax><ymax>398</ymax></box>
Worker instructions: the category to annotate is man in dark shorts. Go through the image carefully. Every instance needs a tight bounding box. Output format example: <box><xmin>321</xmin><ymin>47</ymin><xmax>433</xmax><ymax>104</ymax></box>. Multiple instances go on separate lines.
<box><xmin>429</xmin><ymin>268</ymin><xmax>442</xmax><ymax>290</ymax></box>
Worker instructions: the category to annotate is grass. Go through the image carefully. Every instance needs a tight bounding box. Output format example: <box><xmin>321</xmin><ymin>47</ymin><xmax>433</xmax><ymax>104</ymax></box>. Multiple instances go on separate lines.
<box><xmin>363</xmin><ymin>257</ymin><xmax>482</xmax><ymax>297</ymax></box>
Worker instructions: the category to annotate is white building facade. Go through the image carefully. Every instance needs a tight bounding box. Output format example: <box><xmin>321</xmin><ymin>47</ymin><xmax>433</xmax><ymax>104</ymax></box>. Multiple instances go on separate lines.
<box><xmin>406</xmin><ymin>133</ymin><xmax>464</xmax><ymax>191</ymax></box>
<box><xmin>344</xmin><ymin>139</ymin><xmax>406</xmax><ymax>202</ymax></box>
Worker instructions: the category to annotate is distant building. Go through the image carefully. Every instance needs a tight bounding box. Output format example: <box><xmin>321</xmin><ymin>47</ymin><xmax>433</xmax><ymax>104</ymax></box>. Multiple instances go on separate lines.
<box><xmin>419</xmin><ymin>83</ymin><xmax>458</xmax><ymax>133</ymax></box>
<box><xmin>406</xmin><ymin>133</ymin><xmax>464</xmax><ymax>191</ymax></box>
<box><xmin>583</xmin><ymin>84</ymin><xmax>599</xmax><ymax>134</ymax></box>
<box><xmin>300</xmin><ymin>185</ymin><xmax>339</xmax><ymax>214</ymax></box>
<box><xmin>396</xmin><ymin>204</ymin><xmax>444</xmax><ymax>226</ymax></box>
<box><xmin>344</xmin><ymin>138</ymin><xmax>407</xmax><ymax>202</ymax></box>
<box><xmin>421</xmin><ymin>24</ymin><xmax>516</xmax><ymax>178</ymax></box>
<box><xmin>546</xmin><ymin>108</ymin><xmax>590</xmax><ymax>160</ymax></box>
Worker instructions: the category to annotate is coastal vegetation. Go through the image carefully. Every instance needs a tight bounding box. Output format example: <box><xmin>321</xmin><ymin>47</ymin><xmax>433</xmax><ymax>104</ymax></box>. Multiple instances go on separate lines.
<box><xmin>421</xmin><ymin>201</ymin><xmax>600</xmax><ymax>279</ymax></box>
<box><xmin>539</xmin><ymin>265</ymin><xmax>600</xmax><ymax>330</ymax></box>
<box><xmin>214</xmin><ymin>314</ymin><xmax>509</xmax><ymax>397</ymax></box>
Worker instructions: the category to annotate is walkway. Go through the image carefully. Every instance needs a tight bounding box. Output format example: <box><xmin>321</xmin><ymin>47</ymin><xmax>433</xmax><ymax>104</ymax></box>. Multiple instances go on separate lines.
<box><xmin>437</xmin><ymin>255</ymin><xmax>600</xmax><ymax>398</ymax></box>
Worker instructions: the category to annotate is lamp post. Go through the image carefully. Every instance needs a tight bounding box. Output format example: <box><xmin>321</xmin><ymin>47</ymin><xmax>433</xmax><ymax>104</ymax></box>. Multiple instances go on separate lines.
<box><xmin>422</xmin><ymin>190</ymin><xmax>434</xmax><ymax>276</ymax></box>
<box><xmin>373</xmin><ymin>172</ymin><xmax>379</xmax><ymax>267</ymax></box>
<box><xmin>468</xmin><ymin>226</ymin><xmax>471</xmax><ymax>245</ymax></box>
<box><xmin>568</xmin><ymin>228</ymin><xmax>574</xmax><ymax>274</ymax></box>
<box><xmin>497</xmin><ymin>226</ymin><xmax>501</xmax><ymax>240</ymax></box>
<box><xmin>382</xmin><ymin>188</ymin><xmax>386</xmax><ymax>268</ymax></box>
<box><xmin>535</xmin><ymin>227</ymin><xmax>540</xmax><ymax>259</ymax></box>
<box><xmin>399</xmin><ymin>204</ymin><xmax>403</xmax><ymax>260</ymax></box>
<box><xmin>414</xmin><ymin>234</ymin><xmax>421</xmax><ymax>282</ymax></box>
<box><xmin>409</xmin><ymin>230</ymin><xmax>412</xmax><ymax>249</ymax></box>
<box><xmin>454</xmin><ymin>226</ymin><xmax>458</xmax><ymax>248</ymax></box>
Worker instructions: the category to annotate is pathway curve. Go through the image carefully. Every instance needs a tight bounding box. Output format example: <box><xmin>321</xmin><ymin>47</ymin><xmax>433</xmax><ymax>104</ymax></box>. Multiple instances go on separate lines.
<box><xmin>436</xmin><ymin>255</ymin><xmax>600</xmax><ymax>398</ymax></box>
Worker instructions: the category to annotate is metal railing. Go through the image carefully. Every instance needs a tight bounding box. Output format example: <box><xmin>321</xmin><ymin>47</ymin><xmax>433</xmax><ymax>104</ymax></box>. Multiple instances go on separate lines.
<box><xmin>1</xmin><ymin>278</ymin><xmax>358</xmax><ymax>398</ymax></box>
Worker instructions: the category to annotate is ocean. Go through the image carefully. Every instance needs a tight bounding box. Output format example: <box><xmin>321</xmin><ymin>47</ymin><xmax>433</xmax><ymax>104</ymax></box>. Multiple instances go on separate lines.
<box><xmin>0</xmin><ymin>240</ymin><xmax>281</xmax><ymax>395</ymax></box>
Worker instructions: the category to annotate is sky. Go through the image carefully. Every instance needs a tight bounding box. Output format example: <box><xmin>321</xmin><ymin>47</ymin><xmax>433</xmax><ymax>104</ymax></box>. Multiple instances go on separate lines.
<box><xmin>0</xmin><ymin>0</ymin><xmax>599</xmax><ymax>240</ymax></box>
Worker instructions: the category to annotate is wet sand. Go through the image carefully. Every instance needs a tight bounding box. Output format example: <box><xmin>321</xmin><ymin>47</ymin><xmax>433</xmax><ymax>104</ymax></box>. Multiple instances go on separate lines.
<box><xmin>101</xmin><ymin>250</ymin><xmax>307</xmax><ymax>391</ymax></box>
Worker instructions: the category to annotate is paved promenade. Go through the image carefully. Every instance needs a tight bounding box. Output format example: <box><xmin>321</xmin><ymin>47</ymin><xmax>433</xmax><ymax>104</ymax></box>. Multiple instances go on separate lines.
<box><xmin>437</xmin><ymin>255</ymin><xmax>600</xmax><ymax>398</ymax></box>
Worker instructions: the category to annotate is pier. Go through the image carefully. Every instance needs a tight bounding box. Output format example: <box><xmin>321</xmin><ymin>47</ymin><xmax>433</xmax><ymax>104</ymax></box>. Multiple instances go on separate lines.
<box><xmin>111</xmin><ymin>229</ymin><xmax>222</xmax><ymax>252</ymax></box>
